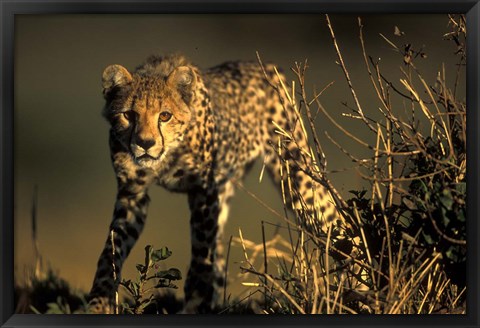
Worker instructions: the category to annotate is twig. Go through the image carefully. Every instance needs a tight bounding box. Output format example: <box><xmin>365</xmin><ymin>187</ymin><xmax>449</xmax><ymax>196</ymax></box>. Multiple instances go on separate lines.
<box><xmin>326</xmin><ymin>14</ymin><xmax>377</xmax><ymax>134</ymax></box>
<box><xmin>223</xmin><ymin>235</ymin><xmax>233</xmax><ymax>307</ymax></box>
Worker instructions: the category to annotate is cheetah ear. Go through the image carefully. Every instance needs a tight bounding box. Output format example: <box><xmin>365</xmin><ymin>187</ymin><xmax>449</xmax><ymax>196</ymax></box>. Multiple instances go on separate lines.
<box><xmin>166</xmin><ymin>66</ymin><xmax>196</xmax><ymax>104</ymax></box>
<box><xmin>102</xmin><ymin>65</ymin><xmax>133</xmax><ymax>98</ymax></box>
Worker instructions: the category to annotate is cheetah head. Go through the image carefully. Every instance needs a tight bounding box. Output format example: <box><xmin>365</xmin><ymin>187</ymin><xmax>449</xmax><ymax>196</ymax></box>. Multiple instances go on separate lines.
<box><xmin>101</xmin><ymin>63</ymin><xmax>196</xmax><ymax>168</ymax></box>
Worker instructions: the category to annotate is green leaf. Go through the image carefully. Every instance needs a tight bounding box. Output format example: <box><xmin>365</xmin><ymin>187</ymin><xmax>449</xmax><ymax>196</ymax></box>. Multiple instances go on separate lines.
<box><xmin>445</xmin><ymin>247</ymin><xmax>459</xmax><ymax>262</ymax></box>
<box><xmin>402</xmin><ymin>198</ymin><xmax>416</xmax><ymax>211</ymax></box>
<box><xmin>45</xmin><ymin>304</ymin><xmax>61</xmax><ymax>314</ymax></box>
<box><xmin>151</xmin><ymin>247</ymin><xmax>172</xmax><ymax>262</ymax></box>
<box><xmin>50</xmin><ymin>297</ymin><xmax>71</xmax><ymax>314</ymax></box>
<box><xmin>155</xmin><ymin>268</ymin><xmax>182</xmax><ymax>280</ymax></box>
<box><xmin>348</xmin><ymin>189</ymin><xmax>367</xmax><ymax>199</ymax></box>
<box><xmin>144</xmin><ymin>245</ymin><xmax>153</xmax><ymax>268</ymax></box>
<box><xmin>455</xmin><ymin>182</ymin><xmax>466</xmax><ymax>195</ymax></box>
<box><xmin>155</xmin><ymin>279</ymin><xmax>168</xmax><ymax>288</ymax></box>
<box><xmin>120</xmin><ymin>279</ymin><xmax>136</xmax><ymax>295</ymax></box>
<box><xmin>422</xmin><ymin>231</ymin><xmax>434</xmax><ymax>245</ymax></box>
<box><xmin>136</xmin><ymin>264</ymin><xmax>146</xmax><ymax>274</ymax></box>
<box><xmin>440</xmin><ymin>192</ymin><xmax>453</xmax><ymax>210</ymax></box>
<box><xmin>140</xmin><ymin>294</ymin><xmax>154</xmax><ymax>305</ymax></box>
<box><xmin>155</xmin><ymin>279</ymin><xmax>179</xmax><ymax>289</ymax></box>
<box><xmin>137</xmin><ymin>302</ymin><xmax>149</xmax><ymax>313</ymax></box>
<box><xmin>441</xmin><ymin>211</ymin><xmax>450</xmax><ymax>227</ymax></box>
<box><xmin>131</xmin><ymin>281</ymin><xmax>140</xmax><ymax>296</ymax></box>
<box><xmin>419</xmin><ymin>180</ymin><xmax>428</xmax><ymax>194</ymax></box>
<box><xmin>121</xmin><ymin>303</ymin><xmax>134</xmax><ymax>314</ymax></box>
<box><xmin>30</xmin><ymin>305</ymin><xmax>42</xmax><ymax>314</ymax></box>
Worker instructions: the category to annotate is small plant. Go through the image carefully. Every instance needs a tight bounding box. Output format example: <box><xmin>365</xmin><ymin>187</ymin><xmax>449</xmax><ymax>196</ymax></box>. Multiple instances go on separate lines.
<box><xmin>30</xmin><ymin>295</ymin><xmax>89</xmax><ymax>314</ymax></box>
<box><xmin>119</xmin><ymin>245</ymin><xmax>182</xmax><ymax>314</ymax></box>
<box><xmin>15</xmin><ymin>267</ymin><xmax>89</xmax><ymax>314</ymax></box>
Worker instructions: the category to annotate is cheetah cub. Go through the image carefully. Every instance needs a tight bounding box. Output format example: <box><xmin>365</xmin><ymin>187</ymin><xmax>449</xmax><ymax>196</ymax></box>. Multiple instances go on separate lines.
<box><xmin>88</xmin><ymin>54</ymin><xmax>340</xmax><ymax>313</ymax></box>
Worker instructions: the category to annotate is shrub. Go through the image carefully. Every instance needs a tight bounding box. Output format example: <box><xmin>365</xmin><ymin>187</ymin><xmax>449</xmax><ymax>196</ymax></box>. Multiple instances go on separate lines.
<box><xmin>235</xmin><ymin>14</ymin><xmax>466</xmax><ymax>314</ymax></box>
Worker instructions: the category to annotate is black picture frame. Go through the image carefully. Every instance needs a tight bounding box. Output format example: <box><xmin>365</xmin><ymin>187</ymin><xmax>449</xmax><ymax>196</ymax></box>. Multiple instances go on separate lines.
<box><xmin>1</xmin><ymin>0</ymin><xmax>479</xmax><ymax>327</ymax></box>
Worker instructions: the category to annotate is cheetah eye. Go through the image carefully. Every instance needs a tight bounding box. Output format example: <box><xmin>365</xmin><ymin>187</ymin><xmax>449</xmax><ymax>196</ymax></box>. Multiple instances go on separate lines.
<box><xmin>122</xmin><ymin>111</ymin><xmax>135</xmax><ymax>121</ymax></box>
<box><xmin>159</xmin><ymin>111</ymin><xmax>172</xmax><ymax>123</ymax></box>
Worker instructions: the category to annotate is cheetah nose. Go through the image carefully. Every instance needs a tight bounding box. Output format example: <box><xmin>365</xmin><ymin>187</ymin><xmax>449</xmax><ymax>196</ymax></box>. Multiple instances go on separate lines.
<box><xmin>136</xmin><ymin>138</ymin><xmax>155</xmax><ymax>151</ymax></box>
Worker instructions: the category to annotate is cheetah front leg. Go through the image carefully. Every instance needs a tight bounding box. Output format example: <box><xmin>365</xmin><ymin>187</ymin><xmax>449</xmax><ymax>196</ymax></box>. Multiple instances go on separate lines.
<box><xmin>88</xmin><ymin>153</ymin><xmax>154</xmax><ymax>313</ymax></box>
<box><xmin>88</xmin><ymin>186</ymin><xmax>152</xmax><ymax>313</ymax></box>
<box><xmin>182</xmin><ymin>183</ymin><xmax>228</xmax><ymax>314</ymax></box>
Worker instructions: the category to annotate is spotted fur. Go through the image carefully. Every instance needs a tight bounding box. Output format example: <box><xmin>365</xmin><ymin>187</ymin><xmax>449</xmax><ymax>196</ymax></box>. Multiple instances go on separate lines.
<box><xmin>88</xmin><ymin>54</ymin><xmax>340</xmax><ymax>314</ymax></box>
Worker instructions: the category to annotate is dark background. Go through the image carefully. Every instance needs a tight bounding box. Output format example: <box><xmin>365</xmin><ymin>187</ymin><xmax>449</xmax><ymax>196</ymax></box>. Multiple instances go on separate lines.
<box><xmin>14</xmin><ymin>14</ymin><xmax>464</xmax><ymax>299</ymax></box>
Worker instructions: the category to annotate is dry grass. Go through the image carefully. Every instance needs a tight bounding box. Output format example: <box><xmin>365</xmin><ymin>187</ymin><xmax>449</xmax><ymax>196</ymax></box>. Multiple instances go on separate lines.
<box><xmin>229</xmin><ymin>14</ymin><xmax>466</xmax><ymax>314</ymax></box>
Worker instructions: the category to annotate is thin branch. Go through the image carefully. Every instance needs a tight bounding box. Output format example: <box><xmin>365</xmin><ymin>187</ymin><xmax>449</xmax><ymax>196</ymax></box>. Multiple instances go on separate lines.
<box><xmin>325</xmin><ymin>14</ymin><xmax>377</xmax><ymax>134</ymax></box>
